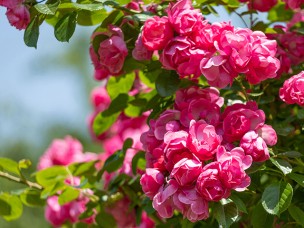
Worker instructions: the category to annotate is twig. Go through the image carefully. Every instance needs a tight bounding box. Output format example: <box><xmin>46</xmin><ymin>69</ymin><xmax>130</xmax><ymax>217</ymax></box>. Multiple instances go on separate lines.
<box><xmin>0</xmin><ymin>171</ymin><xmax>43</xmax><ymax>190</ymax></box>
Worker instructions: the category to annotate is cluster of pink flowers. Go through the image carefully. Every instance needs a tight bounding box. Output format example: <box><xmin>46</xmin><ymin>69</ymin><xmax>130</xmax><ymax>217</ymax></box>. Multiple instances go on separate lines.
<box><xmin>37</xmin><ymin>136</ymin><xmax>98</xmax><ymax>227</ymax></box>
<box><xmin>134</xmin><ymin>0</ymin><xmax>280</xmax><ymax>88</ymax></box>
<box><xmin>89</xmin><ymin>25</ymin><xmax>128</xmax><ymax>80</ymax></box>
<box><xmin>280</xmin><ymin>71</ymin><xmax>304</xmax><ymax>106</ymax></box>
<box><xmin>239</xmin><ymin>0</ymin><xmax>277</xmax><ymax>12</ymax></box>
<box><xmin>283</xmin><ymin>0</ymin><xmax>304</xmax><ymax>9</ymax></box>
<box><xmin>0</xmin><ymin>0</ymin><xmax>30</xmax><ymax>30</ymax></box>
<box><xmin>140</xmin><ymin>86</ymin><xmax>277</xmax><ymax>221</ymax></box>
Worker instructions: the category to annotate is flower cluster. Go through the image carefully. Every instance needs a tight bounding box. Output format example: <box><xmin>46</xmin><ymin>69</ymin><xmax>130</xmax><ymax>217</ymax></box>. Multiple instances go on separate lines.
<box><xmin>239</xmin><ymin>0</ymin><xmax>277</xmax><ymax>12</ymax></box>
<box><xmin>135</xmin><ymin>0</ymin><xmax>280</xmax><ymax>88</ymax></box>
<box><xmin>37</xmin><ymin>136</ymin><xmax>98</xmax><ymax>227</ymax></box>
<box><xmin>140</xmin><ymin>86</ymin><xmax>277</xmax><ymax>221</ymax></box>
<box><xmin>0</xmin><ymin>0</ymin><xmax>30</xmax><ymax>30</ymax></box>
<box><xmin>89</xmin><ymin>25</ymin><xmax>128</xmax><ymax>80</ymax></box>
<box><xmin>280</xmin><ymin>71</ymin><xmax>304</xmax><ymax>106</ymax></box>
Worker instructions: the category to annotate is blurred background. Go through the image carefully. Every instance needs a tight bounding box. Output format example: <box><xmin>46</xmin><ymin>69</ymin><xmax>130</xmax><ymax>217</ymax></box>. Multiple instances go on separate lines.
<box><xmin>0</xmin><ymin>5</ymin><xmax>251</xmax><ymax>227</ymax></box>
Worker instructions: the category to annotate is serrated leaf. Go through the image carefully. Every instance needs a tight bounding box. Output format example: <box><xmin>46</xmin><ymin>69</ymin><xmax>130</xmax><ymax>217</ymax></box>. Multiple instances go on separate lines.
<box><xmin>34</xmin><ymin>1</ymin><xmax>59</xmax><ymax>15</ymax></box>
<box><xmin>288</xmin><ymin>204</ymin><xmax>304</xmax><ymax>225</ymax></box>
<box><xmin>288</xmin><ymin>173</ymin><xmax>304</xmax><ymax>187</ymax></box>
<box><xmin>262</xmin><ymin>182</ymin><xmax>293</xmax><ymax>215</ymax></box>
<box><xmin>0</xmin><ymin>158</ymin><xmax>21</xmax><ymax>176</ymax></box>
<box><xmin>0</xmin><ymin>193</ymin><xmax>23</xmax><ymax>221</ymax></box>
<box><xmin>54</xmin><ymin>12</ymin><xmax>77</xmax><ymax>42</ymax></box>
<box><xmin>24</xmin><ymin>16</ymin><xmax>40</xmax><ymax>48</ymax></box>
<box><xmin>155</xmin><ymin>70</ymin><xmax>180</xmax><ymax>97</ymax></box>
<box><xmin>58</xmin><ymin>187</ymin><xmax>80</xmax><ymax>205</ymax></box>
<box><xmin>20</xmin><ymin>189</ymin><xmax>45</xmax><ymax>207</ymax></box>
<box><xmin>270</xmin><ymin>158</ymin><xmax>292</xmax><ymax>175</ymax></box>
<box><xmin>229</xmin><ymin>193</ymin><xmax>247</xmax><ymax>213</ymax></box>
<box><xmin>214</xmin><ymin>202</ymin><xmax>239</xmax><ymax>228</ymax></box>
<box><xmin>107</xmin><ymin>73</ymin><xmax>135</xmax><ymax>99</ymax></box>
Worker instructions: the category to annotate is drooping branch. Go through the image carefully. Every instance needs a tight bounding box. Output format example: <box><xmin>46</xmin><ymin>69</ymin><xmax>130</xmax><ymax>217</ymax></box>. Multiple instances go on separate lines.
<box><xmin>0</xmin><ymin>171</ymin><xmax>43</xmax><ymax>190</ymax></box>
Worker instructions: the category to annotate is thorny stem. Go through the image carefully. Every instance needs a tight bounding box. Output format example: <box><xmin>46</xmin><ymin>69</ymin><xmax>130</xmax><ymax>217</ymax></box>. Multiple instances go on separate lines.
<box><xmin>0</xmin><ymin>171</ymin><xmax>43</xmax><ymax>190</ymax></box>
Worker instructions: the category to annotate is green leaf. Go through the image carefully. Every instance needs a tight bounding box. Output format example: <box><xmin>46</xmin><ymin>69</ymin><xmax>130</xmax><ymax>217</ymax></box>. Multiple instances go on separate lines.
<box><xmin>0</xmin><ymin>158</ymin><xmax>21</xmax><ymax>176</ymax></box>
<box><xmin>20</xmin><ymin>189</ymin><xmax>45</xmax><ymax>207</ymax></box>
<box><xmin>18</xmin><ymin>159</ymin><xmax>32</xmax><ymax>170</ymax></box>
<box><xmin>35</xmin><ymin>166</ymin><xmax>68</xmax><ymax>187</ymax></box>
<box><xmin>68</xmin><ymin>160</ymin><xmax>98</xmax><ymax>177</ymax></box>
<box><xmin>93</xmin><ymin>112</ymin><xmax>120</xmax><ymax>136</ymax></box>
<box><xmin>155</xmin><ymin>70</ymin><xmax>180</xmax><ymax>97</ymax></box>
<box><xmin>107</xmin><ymin>73</ymin><xmax>136</xmax><ymax>99</ymax></box>
<box><xmin>288</xmin><ymin>204</ymin><xmax>304</xmax><ymax>225</ymax></box>
<box><xmin>34</xmin><ymin>1</ymin><xmax>59</xmax><ymax>15</ymax></box>
<box><xmin>54</xmin><ymin>11</ymin><xmax>77</xmax><ymax>42</ymax></box>
<box><xmin>288</xmin><ymin>173</ymin><xmax>304</xmax><ymax>187</ymax></box>
<box><xmin>268</xmin><ymin>3</ymin><xmax>293</xmax><ymax>22</ymax></box>
<box><xmin>252</xmin><ymin>202</ymin><xmax>274</xmax><ymax>228</ymax></box>
<box><xmin>58</xmin><ymin>187</ymin><xmax>80</xmax><ymax>205</ymax></box>
<box><xmin>278</xmin><ymin>151</ymin><xmax>302</xmax><ymax>158</ymax></box>
<box><xmin>100</xmin><ymin>9</ymin><xmax>124</xmax><ymax>28</ymax></box>
<box><xmin>77</xmin><ymin>9</ymin><xmax>108</xmax><ymax>26</ymax></box>
<box><xmin>214</xmin><ymin>202</ymin><xmax>239</xmax><ymax>228</ymax></box>
<box><xmin>270</xmin><ymin>158</ymin><xmax>292</xmax><ymax>175</ymax></box>
<box><xmin>229</xmin><ymin>193</ymin><xmax>247</xmax><ymax>213</ymax></box>
<box><xmin>131</xmin><ymin>151</ymin><xmax>146</xmax><ymax>175</ymax></box>
<box><xmin>0</xmin><ymin>193</ymin><xmax>23</xmax><ymax>221</ymax></box>
<box><xmin>262</xmin><ymin>182</ymin><xmax>293</xmax><ymax>215</ymax></box>
<box><xmin>297</xmin><ymin>109</ymin><xmax>304</xmax><ymax>119</ymax></box>
<box><xmin>95</xmin><ymin>208</ymin><xmax>116</xmax><ymax>228</ymax></box>
<box><xmin>101</xmin><ymin>150</ymin><xmax>125</xmax><ymax>173</ymax></box>
<box><xmin>24</xmin><ymin>16</ymin><xmax>40</xmax><ymax>48</ymax></box>
<box><xmin>103</xmin><ymin>93</ymin><xmax>130</xmax><ymax>117</ymax></box>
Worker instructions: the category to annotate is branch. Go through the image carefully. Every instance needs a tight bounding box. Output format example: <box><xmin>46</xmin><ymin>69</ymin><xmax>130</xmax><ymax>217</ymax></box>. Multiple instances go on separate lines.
<box><xmin>0</xmin><ymin>171</ymin><xmax>43</xmax><ymax>190</ymax></box>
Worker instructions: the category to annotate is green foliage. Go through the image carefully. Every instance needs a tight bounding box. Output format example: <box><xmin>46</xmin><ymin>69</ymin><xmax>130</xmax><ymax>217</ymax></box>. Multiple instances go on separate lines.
<box><xmin>24</xmin><ymin>16</ymin><xmax>40</xmax><ymax>48</ymax></box>
<box><xmin>54</xmin><ymin>11</ymin><xmax>78</xmax><ymax>42</ymax></box>
<box><xmin>0</xmin><ymin>193</ymin><xmax>23</xmax><ymax>221</ymax></box>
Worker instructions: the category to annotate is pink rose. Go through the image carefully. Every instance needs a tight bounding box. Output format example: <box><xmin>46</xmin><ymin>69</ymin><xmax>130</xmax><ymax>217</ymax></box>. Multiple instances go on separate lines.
<box><xmin>140</xmin><ymin>168</ymin><xmax>165</xmax><ymax>199</ymax></box>
<box><xmin>172</xmin><ymin>187</ymin><xmax>209</xmax><ymax>222</ymax></box>
<box><xmin>171</xmin><ymin>158</ymin><xmax>202</xmax><ymax>186</ymax></box>
<box><xmin>217</xmin><ymin>146</ymin><xmax>251</xmax><ymax>191</ymax></box>
<box><xmin>283</xmin><ymin>0</ymin><xmax>304</xmax><ymax>9</ymax></box>
<box><xmin>90</xmin><ymin>86</ymin><xmax>111</xmax><ymax>111</ymax></box>
<box><xmin>279</xmin><ymin>71</ymin><xmax>304</xmax><ymax>106</ymax></box>
<box><xmin>175</xmin><ymin>86</ymin><xmax>224</xmax><ymax>111</ymax></box>
<box><xmin>257</xmin><ymin>124</ymin><xmax>278</xmax><ymax>146</ymax></box>
<box><xmin>90</xmin><ymin>26</ymin><xmax>128</xmax><ymax>80</ymax></box>
<box><xmin>141</xmin><ymin>16</ymin><xmax>174</xmax><ymax>51</ymax></box>
<box><xmin>196</xmin><ymin>162</ymin><xmax>230</xmax><ymax>201</ymax></box>
<box><xmin>154</xmin><ymin>110</ymin><xmax>181</xmax><ymax>140</ymax></box>
<box><xmin>240</xmin><ymin>131</ymin><xmax>270</xmax><ymax>162</ymax></box>
<box><xmin>160</xmin><ymin>36</ymin><xmax>206</xmax><ymax>79</ymax></box>
<box><xmin>38</xmin><ymin>136</ymin><xmax>84</xmax><ymax>170</ymax></box>
<box><xmin>187</xmin><ymin>120</ymin><xmax>222</xmax><ymax>161</ymax></box>
<box><xmin>222</xmin><ymin>102</ymin><xmax>265</xmax><ymax>142</ymax></box>
<box><xmin>240</xmin><ymin>0</ymin><xmax>277</xmax><ymax>12</ymax></box>
<box><xmin>132</xmin><ymin>34</ymin><xmax>153</xmax><ymax>61</ymax></box>
<box><xmin>152</xmin><ymin>180</ymin><xmax>179</xmax><ymax>218</ymax></box>
<box><xmin>167</xmin><ymin>0</ymin><xmax>203</xmax><ymax>35</ymax></box>
<box><xmin>140</xmin><ymin>120</ymin><xmax>162</xmax><ymax>153</ymax></box>
<box><xmin>6</xmin><ymin>4</ymin><xmax>30</xmax><ymax>30</ymax></box>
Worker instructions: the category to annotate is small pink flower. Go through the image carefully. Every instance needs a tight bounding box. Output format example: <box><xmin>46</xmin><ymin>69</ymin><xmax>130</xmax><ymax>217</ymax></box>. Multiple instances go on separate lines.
<box><xmin>240</xmin><ymin>0</ymin><xmax>277</xmax><ymax>12</ymax></box>
<box><xmin>132</xmin><ymin>34</ymin><xmax>153</xmax><ymax>61</ymax></box>
<box><xmin>140</xmin><ymin>168</ymin><xmax>165</xmax><ymax>199</ymax></box>
<box><xmin>154</xmin><ymin>110</ymin><xmax>181</xmax><ymax>140</ymax></box>
<box><xmin>141</xmin><ymin>16</ymin><xmax>173</xmax><ymax>51</ymax></box>
<box><xmin>240</xmin><ymin>131</ymin><xmax>270</xmax><ymax>162</ymax></box>
<box><xmin>187</xmin><ymin>120</ymin><xmax>222</xmax><ymax>161</ymax></box>
<box><xmin>172</xmin><ymin>187</ymin><xmax>209</xmax><ymax>222</ymax></box>
<box><xmin>196</xmin><ymin>162</ymin><xmax>230</xmax><ymax>201</ymax></box>
<box><xmin>257</xmin><ymin>124</ymin><xmax>278</xmax><ymax>146</ymax></box>
<box><xmin>279</xmin><ymin>71</ymin><xmax>304</xmax><ymax>106</ymax></box>
<box><xmin>171</xmin><ymin>158</ymin><xmax>202</xmax><ymax>186</ymax></box>
<box><xmin>90</xmin><ymin>86</ymin><xmax>111</xmax><ymax>111</ymax></box>
<box><xmin>282</xmin><ymin>0</ymin><xmax>304</xmax><ymax>9</ymax></box>
<box><xmin>6</xmin><ymin>3</ymin><xmax>30</xmax><ymax>30</ymax></box>
<box><xmin>222</xmin><ymin>101</ymin><xmax>265</xmax><ymax>142</ymax></box>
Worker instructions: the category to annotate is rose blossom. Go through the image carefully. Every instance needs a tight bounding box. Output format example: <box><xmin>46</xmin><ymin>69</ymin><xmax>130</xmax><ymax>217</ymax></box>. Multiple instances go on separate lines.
<box><xmin>172</xmin><ymin>187</ymin><xmax>209</xmax><ymax>222</ymax></box>
<box><xmin>280</xmin><ymin>71</ymin><xmax>304</xmax><ymax>106</ymax></box>
<box><xmin>240</xmin><ymin>131</ymin><xmax>270</xmax><ymax>162</ymax></box>
<box><xmin>132</xmin><ymin>34</ymin><xmax>153</xmax><ymax>61</ymax></box>
<box><xmin>141</xmin><ymin>16</ymin><xmax>173</xmax><ymax>51</ymax></box>
<box><xmin>283</xmin><ymin>0</ymin><xmax>304</xmax><ymax>9</ymax></box>
<box><xmin>90</xmin><ymin>86</ymin><xmax>111</xmax><ymax>111</ymax></box>
<box><xmin>196</xmin><ymin>162</ymin><xmax>230</xmax><ymax>201</ymax></box>
<box><xmin>4</xmin><ymin>1</ymin><xmax>30</xmax><ymax>30</ymax></box>
<box><xmin>140</xmin><ymin>168</ymin><xmax>165</xmax><ymax>199</ymax></box>
<box><xmin>171</xmin><ymin>158</ymin><xmax>202</xmax><ymax>186</ymax></box>
<box><xmin>239</xmin><ymin>0</ymin><xmax>277</xmax><ymax>12</ymax></box>
<box><xmin>222</xmin><ymin>101</ymin><xmax>265</xmax><ymax>142</ymax></box>
<box><xmin>187</xmin><ymin>120</ymin><xmax>222</xmax><ymax>161</ymax></box>
<box><xmin>257</xmin><ymin>124</ymin><xmax>278</xmax><ymax>146</ymax></box>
